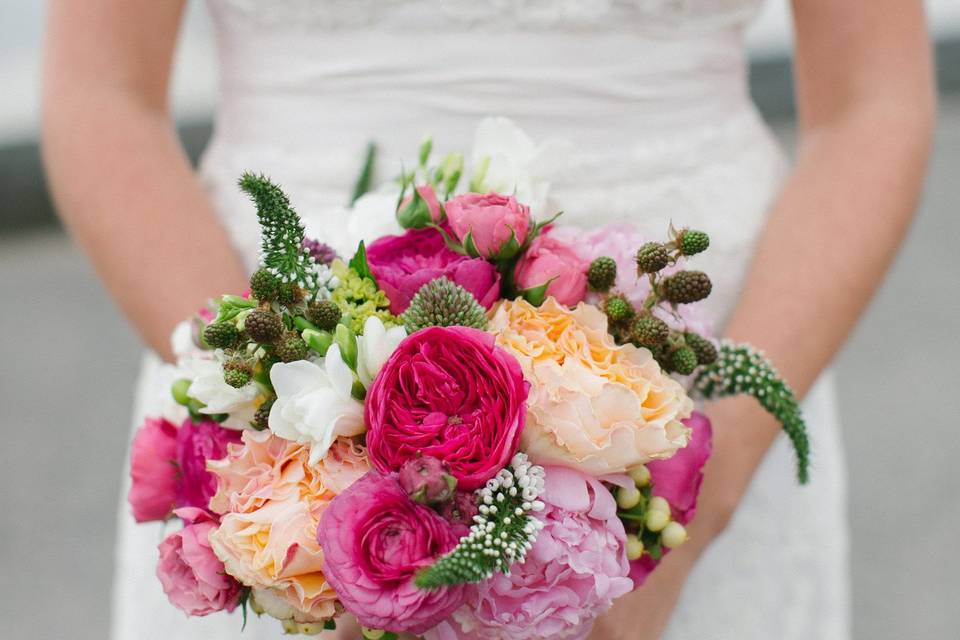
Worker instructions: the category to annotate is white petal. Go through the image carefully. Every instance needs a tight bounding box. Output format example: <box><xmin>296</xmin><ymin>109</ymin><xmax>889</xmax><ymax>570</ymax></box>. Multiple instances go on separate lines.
<box><xmin>270</xmin><ymin>360</ymin><xmax>325</xmax><ymax>398</ymax></box>
<box><xmin>324</xmin><ymin>344</ymin><xmax>355</xmax><ymax>398</ymax></box>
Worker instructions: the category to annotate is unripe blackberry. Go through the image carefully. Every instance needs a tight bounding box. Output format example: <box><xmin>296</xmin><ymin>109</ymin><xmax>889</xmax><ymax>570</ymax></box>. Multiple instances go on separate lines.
<box><xmin>306</xmin><ymin>299</ymin><xmax>342</xmax><ymax>331</ymax></box>
<box><xmin>244</xmin><ymin>309</ymin><xmax>283</xmax><ymax>343</ymax></box>
<box><xmin>604</xmin><ymin>295</ymin><xmax>634</xmax><ymax>324</ymax></box>
<box><xmin>223</xmin><ymin>367</ymin><xmax>251</xmax><ymax>388</ymax></box>
<box><xmin>274</xmin><ymin>333</ymin><xmax>309</xmax><ymax>363</ymax></box>
<box><xmin>662</xmin><ymin>270</ymin><xmax>712</xmax><ymax>304</ymax></box>
<box><xmin>670</xmin><ymin>346</ymin><xmax>699</xmax><ymax>375</ymax></box>
<box><xmin>587</xmin><ymin>256</ymin><xmax>617</xmax><ymax>292</ymax></box>
<box><xmin>678</xmin><ymin>229</ymin><xmax>710</xmax><ymax>256</ymax></box>
<box><xmin>277</xmin><ymin>282</ymin><xmax>305</xmax><ymax>307</ymax></box>
<box><xmin>251</xmin><ymin>401</ymin><xmax>273</xmax><ymax>431</ymax></box>
<box><xmin>203</xmin><ymin>322</ymin><xmax>239</xmax><ymax>349</ymax></box>
<box><xmin>635</xmin><ymin>242</ymin><xmax>670</xmax><ymax>274</ymax></box>
<box><xmin>684</xmin><ymin>332</ymin><xmax>718</xmax><ymax>365</ymax></box>
<box><xmin>249</xmin><ymin>268</ymin><xmax>279</xmax><ymax>301</ymax></box>
<box><xmin>632</xmin><ymin>315</ymin><xmax>670</xmax><ymax>347</ymax></box>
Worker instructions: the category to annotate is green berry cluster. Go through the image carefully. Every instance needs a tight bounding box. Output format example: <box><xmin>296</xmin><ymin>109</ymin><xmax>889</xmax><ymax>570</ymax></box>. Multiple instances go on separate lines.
<box><xmin>587</xmin><ymin>256</ymin><xmax>618</xmax><ymax>292</ymax></box>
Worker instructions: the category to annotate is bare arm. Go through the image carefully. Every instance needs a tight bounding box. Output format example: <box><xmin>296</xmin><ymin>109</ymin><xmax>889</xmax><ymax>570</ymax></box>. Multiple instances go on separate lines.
<box><xmin>42</xmin><ymin>0</ymin><xmax>247</xmax><ymax>361</ymax></box>
<box><xmin>593</xmin><ymin>1</ymin><xmax>934</xmax><ymax>636</ymax></box>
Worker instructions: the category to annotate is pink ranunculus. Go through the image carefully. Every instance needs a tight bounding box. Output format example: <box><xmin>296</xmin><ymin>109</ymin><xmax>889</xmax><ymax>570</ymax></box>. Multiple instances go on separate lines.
<box><xmin>128</xmin><ymin>417</ymin><xmax>179</xmax><ymax>523</ymax></box>
<box><xmin>366</xmin><ymin>227</ymin><xmax>501</xmax><ymax>314</ymax></box>
<box><xmin>156</xmin><ymin>507</ymin><xmax>241</xmax><ymax>616</ymax></box>
<box><xmin>175</xmin><ymin>418</ymin><xmax>242</xmax><ymax>512</ymax></box>
<box><xmin>365</xmin><ymin>326</ymin><xmax>528</xmax><ymax>490</ymax></box>
<box><xmin>316</xmin><ymin>471</ymin><xmax>466</xmax><ymax>634</ymax></box>
<box><xmin>445</xmin><ymin>192</ymin><xmax>530</xmax><ymax>259</ymax></box>
<box><xmin>431</xmin><ymin>466</ymin><xmax>633</xmax><ymax>640</ymax></box>
<box><xmin>628</xmin><ymin>411</ymin><xmax>713</xmax><ymax>587</ymax></box>
<box><xmin>513</xmin><ymin>231</ymin><xmax>589</xmax><ymax>306</ymax></box>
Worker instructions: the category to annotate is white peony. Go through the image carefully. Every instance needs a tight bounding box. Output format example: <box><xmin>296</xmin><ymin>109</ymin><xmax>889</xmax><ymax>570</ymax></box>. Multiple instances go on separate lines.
<box><xmin>356</xmin><ymin>316</ymin><xmax>407</xmax><ymax>388</ymax></box>
<box><xmin>268</xmin><ymin>346</ymin><xmax>365</xmax><ymax>464</ymax></box>
<box><xmin>182</xmin><ymin>356</ymin><xmax>259</xmax><ymax>429</ymax></box>
<box><xmin>470</xmin><ymin>117</ymin><xmax>573</xmax><ymax>218</ymax></box>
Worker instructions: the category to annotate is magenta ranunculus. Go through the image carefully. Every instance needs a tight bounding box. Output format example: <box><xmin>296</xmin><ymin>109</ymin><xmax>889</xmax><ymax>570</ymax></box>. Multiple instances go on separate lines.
<box><xmin>128</xmin><ymin>417</ymin><xmax>179</xmax><ymax>523</ymax></box>
<box><xmin>157</xmin><ymin>507</ymin><xmax>241</xmax><ymax>616</ymax></box>
<box><xmin>366</xmin><ymin>227</ymin><xmax>501</xmax><ymax>314</ymax></box>
<box><xmin>175</xmin><ymin>418</ymin><xmax>242</xmax><ymax>512</ymax></box>
<box><xmin>316</xmin><ymin>471</ymin><xmax>466</xmax><ymax>634</ymax></box>
<box><xmin>429</xmin><ymin>466</ymin><xmax>633</xmax><ymax>640</ymax></box>
<box><xmin>513</xmin><ymin>231</ymin><xmax>589</xmax><ymax>306</ymax></box>
<box><xmin>445</xmin><ymin>192</ymin><xmax>531</xmax><ymax>259</ymax></box>
<box><xmin>629</xmin><ymin>411</ymin><xmax>713</xmax><ymax>587</ymax></box>
<box><xmin>365</xmin><ymin>326</ymin><xmax>528</xmax><ymax>490</ymax></box>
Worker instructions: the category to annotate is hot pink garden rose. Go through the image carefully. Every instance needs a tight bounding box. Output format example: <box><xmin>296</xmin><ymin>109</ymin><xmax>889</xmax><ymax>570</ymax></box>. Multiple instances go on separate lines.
<box><xmin>445</xmin><ymin>192</ymin><xmax>530</xmax><ymax>259</ymax></box>
<box><xmin>175</xmin><ymin>418</ymin><xmax>241</xmax><ymax>512</ymax></box>
<box><xmin>513</xmin><ymin>231</ymin><xmax>589</xmax><ymax>306</ymax></box>
<box><xmin>156</xmin><ymin>507</ymin><xmax>241</xmax><ymax>616</ymax></box>
<box><xmin>128</xmin><ymin>417</ymin><xmax>178</xmax><ymax>522</ymax></box>
<box><xmin>366</xmin><ymin>227</ymin><xmax>501</xmax><ymax>314</ymax></box>
<box><xmin>365</xmin><ymin>326</ymin><xmax>528</xmax><ymax>490</ymax></box>
<box><xmin>428</xmin><ymin>466</ymin><xmax>633</xmax><ymax>640</ymax></box>
<box><xmin>317</xmin><ymin>471</ymin><xmax>466</xmax><ymax>634</ymax></box>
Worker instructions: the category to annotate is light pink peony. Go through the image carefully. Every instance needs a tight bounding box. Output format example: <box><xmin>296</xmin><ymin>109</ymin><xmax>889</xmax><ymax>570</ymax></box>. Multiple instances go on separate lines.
<box><xmin>128</xmin><ymin>417</ymin><xmax>178</xmax><ymax>522</ymax></box>
<box><xmin>445</xmin><ymin>192</ymin><xmax>531</xmax><ymax>259</ymax></box>
<box><xmin>430</xmin><ymin>465</ymin><xmax>633</xmax><ymax>640</ymax></box>
<box><xmin>316</xmin><ymin>471</ymin><xmax>466</xmax><ymax>634</ymax></box>
<box><xmin>366</xmin><ymin>227</ymin><xmax>501</xmax><ymax>314</ymax></box>
<box><xmin>629</xmin><ymin>411</ymin><xmax>713</xmax><ymax>587</ymax></box>
<box><xmin>365</xmin><ymin>326</ymin><xmax>528</xmax><ymax>490</ymax></box>
<box><xmin>156</xmin><ymin>507</ymin><xmax>241</xmax><ymax>616</ymax></box>
<box><xmin>513</xmin><ymin>231</ymin><xmax>589</xmax><ymax>306</ymax></box>
<box><xmin>175</xmin><ymin>418</ymin><xmax>241</xmax><ymax>512</ymax></box>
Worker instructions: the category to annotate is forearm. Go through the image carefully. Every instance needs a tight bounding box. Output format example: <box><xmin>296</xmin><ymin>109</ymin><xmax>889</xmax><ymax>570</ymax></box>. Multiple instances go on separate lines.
<box><xmin>43</xmin><ymin>97</ymin><xmax>247</xmax><ymax>361</ymax></box>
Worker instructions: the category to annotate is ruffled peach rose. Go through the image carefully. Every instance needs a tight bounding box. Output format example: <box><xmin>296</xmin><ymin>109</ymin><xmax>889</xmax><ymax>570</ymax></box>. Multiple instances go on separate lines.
<box><xmin>488</xmin><ymin>298</ymin><xmax>692</xmax><ymax>475</ymax></box>
<box><xmin>207</xmin><ymin>431</ymin><xmax>369</xmax><ymax>623</ymax></box>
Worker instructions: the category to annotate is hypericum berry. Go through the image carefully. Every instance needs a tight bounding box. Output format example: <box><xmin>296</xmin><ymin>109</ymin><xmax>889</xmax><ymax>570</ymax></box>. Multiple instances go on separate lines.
<box><xmin>277</xmin><ymin>282</ymin><xmax>305</xmax><ymax>307</ymax></box>
<box><xmin>635</xmin><ymin>242</ymin><xmax>670</xmax><ymax>274</ymax></box>
<box><xmin>203</xmin><ymin>322</ymin><xmax>239</xmax><ymax>349</ymax></box>
<box><xmin>244</xmin><ymin>309</ymin><xmax>283</xmax><ymax>343</ymax></box>
<box><xmin>587</xmin><ymin>256</ymin><xmax>617</xmax><ymax>292</ymax></box>
<box><xmin>678</xmin><ymin>229</ymin><xmax>710</xmax><ymax>256</ymax></box>
<box><xmin>273</xmin><ymin>333</ymin><xmax>309</xmax><ymax>363</ymax></box>
<box><xmin>670</xmin><ymin>346</ymin><xmax>699</xmax><ymax>375</ymax></box>
<box><xmin>661</xmin><ymin>270</ymin><xmax>712</xmax><ymax>304</ymax></box>
<box><xmin>249</xmin><ymin>268</ymin><xmax>280</xmax><ymax>302</ymax></box>
<box><xmin>604</xmin><ymin>295</ymin><xmax>634</xmax><ymax>324</ymax></box>
<box><xmin>684</xmin><ymin>332</ymin><xmax>718</xmax><ymax>365</ymax></box>
<box><xmin>632</xmin><ymin>315</ymin><xmax>670</xmax><ymax>347</ymax></box>
<box><xmin>307</xmin><ymin>299</ymin><xmax>342</xmax><ymax>331</ymax></box>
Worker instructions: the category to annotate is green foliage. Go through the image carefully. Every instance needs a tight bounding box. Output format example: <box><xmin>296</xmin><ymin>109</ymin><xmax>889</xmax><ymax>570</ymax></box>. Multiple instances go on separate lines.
<box><xmin>693</xmin><ymin>341</ymin><xmax>811</xmax><ymax>484</ymax></box>
<box><xmin>350</xmin><ymin>142</ymin><xmax>378</xmax><ymax>205</ymax></box>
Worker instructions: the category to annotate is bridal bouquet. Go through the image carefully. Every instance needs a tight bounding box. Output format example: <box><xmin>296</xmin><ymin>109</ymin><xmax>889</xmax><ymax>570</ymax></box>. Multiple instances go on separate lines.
<box><xmin>128</xmin><ymin>124</ymin><xmax>810</xmax><ymax>639</ymax></box>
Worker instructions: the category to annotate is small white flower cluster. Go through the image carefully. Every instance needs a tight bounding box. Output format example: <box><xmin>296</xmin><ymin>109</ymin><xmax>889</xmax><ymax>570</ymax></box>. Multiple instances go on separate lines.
<box><xmin>310</xmin><ymin>262</ymin><xmax>339</xmax><ymax>301</ymax></box>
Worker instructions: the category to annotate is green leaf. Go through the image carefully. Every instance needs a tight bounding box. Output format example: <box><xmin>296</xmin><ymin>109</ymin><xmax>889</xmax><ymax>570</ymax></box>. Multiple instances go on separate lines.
<box><xmin>238</xmin><ymin>588</ymin><xmax>251</xmax><ymax>631</ymax></box>
<box><xmin>520</xmin><ymin>278</ymin><xmax>556</xmax><ymax>306</ymax></box>
<box><xmin>418</xmin><ymin>136</ymin><xmax>433</xmax><ymax>167</ymax></box>
<box><xmin>334</xmin><ymin>324</ymin><xmax>359</xmax><ymax>371</ymax></box>
<box><xmin>349</xmin><ymin>142</ymin><xmax>378</xmax><ymax>205</ymax></box>
<box><xmin>349</xmin><ymin>241</ymin><xmax>377</xmax><ymax>284</ymax></box>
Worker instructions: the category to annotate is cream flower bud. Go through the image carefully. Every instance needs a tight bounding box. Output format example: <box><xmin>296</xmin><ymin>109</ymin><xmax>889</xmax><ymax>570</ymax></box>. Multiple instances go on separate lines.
<box><xmin>616</xmin><ymin>485</ymin><xmax>642</xmax><ymax>510</ymax></box>
<box><xmin>628</xmin><ymin>464</ymin><xmax>651</xmax><ymax>487</ymax></box>
<box><xmin>626</xmin><ymin>534</ymin><xmax>645</xmax><ymax>561</ymax></box>
<box><xmin>645</xmin><ymin>508</ymin><xmax>670</xmax><ymax>532</ymax></box>
<box><xmin>661</xmin><ymin>521</ymin><xmax>689</xmax><ymax>549</ymax></box>
<box><xmin>648</xmin><ymin>496</ymin><xmax>671</xmax><ymax>514</ymax></box>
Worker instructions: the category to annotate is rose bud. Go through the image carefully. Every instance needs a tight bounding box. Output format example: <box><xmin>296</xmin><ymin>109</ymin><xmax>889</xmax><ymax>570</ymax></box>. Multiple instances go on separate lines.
<box><xmin>397</xmin><ymin>184</ymin><xmax>443</xmax><ymax>229</ymax></box>
<box><xmin>439</xmin><ymin>491</ymin><xmax>480</xmax><ymax>527</ymax></box>
<box><xmin>398</xmin><ymin>455</ymin><xmax>457</xmax><ymax>505</ymax></box>
<box><xmin>445</xmin><ymin>192</ymin><xmax>531</xmax><ymax>260</ymax></box>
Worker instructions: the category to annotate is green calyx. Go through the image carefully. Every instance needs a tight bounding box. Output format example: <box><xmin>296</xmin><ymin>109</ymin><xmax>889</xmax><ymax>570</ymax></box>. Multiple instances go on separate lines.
<box><xmin>587</xmin><ymin>256</ymin><xmax>617</xmax><ymax>292</ymax></box>
<box><xmin>401</xmin><ymin>277</ymin><xmax>488</xmax><ymax>333</ymax></box>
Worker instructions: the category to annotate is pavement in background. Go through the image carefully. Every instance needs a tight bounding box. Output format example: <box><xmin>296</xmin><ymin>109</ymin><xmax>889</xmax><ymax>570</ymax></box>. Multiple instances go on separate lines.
<box><xmin>1</xmin><ymin>98</ymin><xmax>958</xmax><ymax>639</ymax></box>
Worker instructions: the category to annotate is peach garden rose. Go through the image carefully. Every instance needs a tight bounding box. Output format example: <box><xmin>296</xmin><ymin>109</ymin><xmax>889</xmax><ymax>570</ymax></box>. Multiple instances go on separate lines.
<box><xmin>488</xmin><ymin>297</ymin><xmax>692</xmax><ymax>475</ymax></box>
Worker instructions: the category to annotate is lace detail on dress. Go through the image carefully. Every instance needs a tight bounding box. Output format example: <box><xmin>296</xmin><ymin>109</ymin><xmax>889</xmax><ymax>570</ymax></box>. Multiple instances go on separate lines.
<box><xmin>210</xmin><ymin>0</ymin><xmax>763</xmax><ymax>33</ymax></box>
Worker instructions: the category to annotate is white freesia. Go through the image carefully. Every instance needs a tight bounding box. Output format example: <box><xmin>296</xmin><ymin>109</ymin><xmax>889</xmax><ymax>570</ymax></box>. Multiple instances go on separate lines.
<box><xmin>268</xmin><ymin>346</ymin><xmax>365</xmax><ymax>464</ymax></box>
<box><xmin>470</xmin><ymin>117</ymin><xmax>573</xmax><ymax>217</ymax></box>
<box><xmin>182</xmin><ymin>356</ymin><xmax>259</xmax><ymax>429</ymax></box>
<box><xmin>356</xmin><ymin>316</ymin><xmax>407</xmax><ymax>387</ymax></box>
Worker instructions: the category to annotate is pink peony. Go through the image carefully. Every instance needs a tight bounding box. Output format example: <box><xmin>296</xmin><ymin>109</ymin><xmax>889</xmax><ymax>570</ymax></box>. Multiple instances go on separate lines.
<box><xmin>128</xmin><ymin>417</ymin><xmax>178</xmax><ymax>522</ymax></box>
<box><xmin>513</xmin><ymin>231</ymin><xmax>589</xmax><ymax>306</ymax></box>
<box><xmin>175</xmin><ymin>418</ymin><xmax>241</xmax><ymax>512</ymax></box>
<box><xmin>366</xmin><ymin>227</ymin><xmax>501</xmax><ymax>314</ymax></box>
<box><xmin>316</xmin><ymin>471</ymin><xmax>466</xmax><ymax>634</ymax></box>
<box><xmin>445</xmin><ymin>192</ymin><xmax>530</xmax><ymax>259</ymax></box>
<box><xmin>628</xmin><ymin>411</ymin><xmax>713</xmax><ymax>587</ymax></box>
<box><xmin>365</xmin><ymin>326</ymin><xmax>528</xmax><ymax>490</ymax></box>
<box><xmin>430</xmin><ymin>466</ymin><xmax>633</xmax><ymax>640</ymax></box>
<box><xmin>156</xmin><ymin>507</ymin><xmax>241</xmax><ymax>616</ymax></box>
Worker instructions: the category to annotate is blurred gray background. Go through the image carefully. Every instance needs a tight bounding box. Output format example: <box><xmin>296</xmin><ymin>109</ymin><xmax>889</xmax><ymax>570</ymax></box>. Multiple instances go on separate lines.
<box><xmin>1</xmin><ymin>2</ymin><xmax>959</xmax><ymax>639</ymax></box>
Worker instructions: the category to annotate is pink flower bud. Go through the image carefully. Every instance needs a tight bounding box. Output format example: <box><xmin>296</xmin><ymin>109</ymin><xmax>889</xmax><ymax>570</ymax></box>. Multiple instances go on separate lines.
<box><xmin>439</xmin><ymin>491</ymin><xmax>480</xmax><ymax>527</ymax></box>
<box><xmin>398</xmin><ymin>455</ymin><xmax>457</xmax><ymax>505</ymax></box>
<box><xmin>445</xmin><ymin>192</ymin><xmax>530</xmax><ymax>260</ymax></box>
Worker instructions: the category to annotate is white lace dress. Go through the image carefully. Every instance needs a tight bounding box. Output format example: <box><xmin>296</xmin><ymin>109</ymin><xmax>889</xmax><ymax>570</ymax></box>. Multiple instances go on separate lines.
<box><xmin>112</xmin><ymin>1</ymin><xmax>850</xmax><ymax>638</ymax></box>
